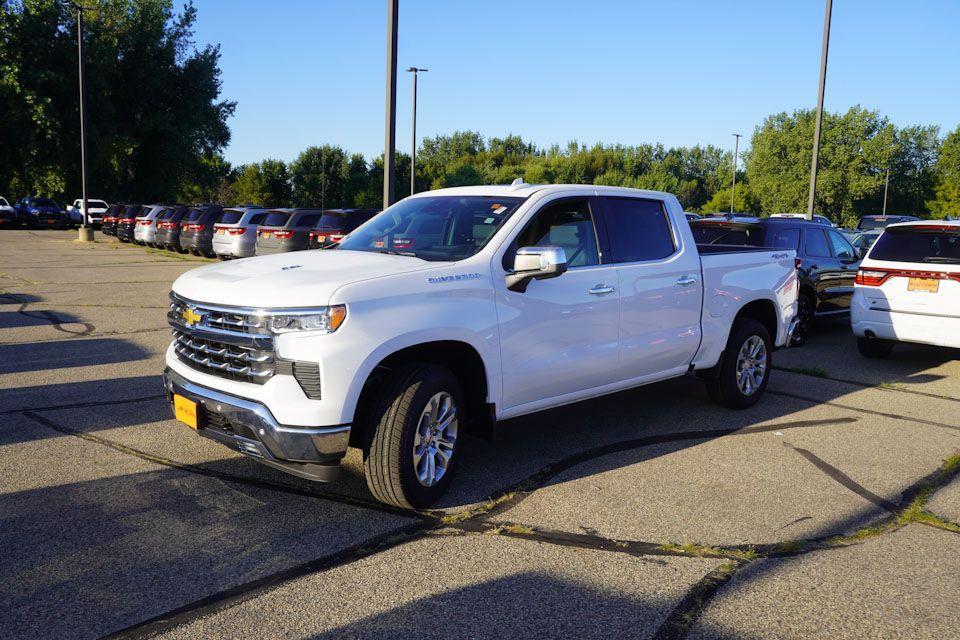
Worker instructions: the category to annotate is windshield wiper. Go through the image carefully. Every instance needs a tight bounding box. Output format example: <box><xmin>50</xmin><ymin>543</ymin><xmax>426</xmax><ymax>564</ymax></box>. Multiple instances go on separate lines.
<box><xmin>376</xmin><ymin>248</ymin><xmax>419</xmax><ymax>258</ymax></box>
<box><xmin>921</xmin><ymin>256</ymin><xmax>960</xmax><ymax>264</ymax></box>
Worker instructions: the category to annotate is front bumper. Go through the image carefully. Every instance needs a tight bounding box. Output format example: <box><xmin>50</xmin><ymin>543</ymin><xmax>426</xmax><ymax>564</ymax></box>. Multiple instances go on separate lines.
<box><xmin>163</xmin><ymin>367</ymin><xmax>350</xmax><ymax>482</ymax></box>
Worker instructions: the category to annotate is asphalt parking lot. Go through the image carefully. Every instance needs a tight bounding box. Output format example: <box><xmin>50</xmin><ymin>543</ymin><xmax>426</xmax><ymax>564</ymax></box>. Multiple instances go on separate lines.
<box><xmin>2</xmin><ymin>229</ymin><xmax>959</xmax><ymax>640</ymax></box>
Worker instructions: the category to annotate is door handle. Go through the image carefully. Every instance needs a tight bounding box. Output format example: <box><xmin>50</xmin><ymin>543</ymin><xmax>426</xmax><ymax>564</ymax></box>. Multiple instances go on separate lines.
<box><xmin>588</xmin><ymin>284</ymin><xmax>616</xmax><ymax>295</ymax></box>
<box><xmin>676</xmin><ymin>276</ymin><xmax>698</xmax><ymax>286</ymax></box>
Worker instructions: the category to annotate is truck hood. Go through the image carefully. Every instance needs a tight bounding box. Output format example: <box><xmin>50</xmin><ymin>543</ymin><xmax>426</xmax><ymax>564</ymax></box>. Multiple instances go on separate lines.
<box><xmin>172</xmin><ymin>249</ymin><xmax>448</xmax><ymax>308</ymax></box>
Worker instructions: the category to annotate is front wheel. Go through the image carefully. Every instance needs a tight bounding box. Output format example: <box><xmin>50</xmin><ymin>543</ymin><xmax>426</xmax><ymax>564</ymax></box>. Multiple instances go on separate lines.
<box><xmin>363</xmin><ymin>363</ymin><xmax>463</xmax><ymax>508</ymax></box>
<box><xmin>704</xmin><ymin>318</ymin><xmax>772</xmax><ymax>409</ymax></box>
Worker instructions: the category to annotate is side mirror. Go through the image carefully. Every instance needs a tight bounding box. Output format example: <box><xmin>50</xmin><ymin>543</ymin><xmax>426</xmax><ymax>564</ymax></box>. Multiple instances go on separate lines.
<box><xmin>505</xmin><ymin>246</ymin><xmax>568</xmax><ymax>292</ymax></box>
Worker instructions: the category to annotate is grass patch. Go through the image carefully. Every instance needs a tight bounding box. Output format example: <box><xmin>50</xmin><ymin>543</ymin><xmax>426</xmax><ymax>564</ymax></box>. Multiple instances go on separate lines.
<box><xmin>659</xmin><ymin>542</ymin><xmax>758</xmax><ymax>561</ymax></box>
<box><xmin>785</xmin><ymin>366</ymin><xmax>829</xmax><ymax>378</ymax></box>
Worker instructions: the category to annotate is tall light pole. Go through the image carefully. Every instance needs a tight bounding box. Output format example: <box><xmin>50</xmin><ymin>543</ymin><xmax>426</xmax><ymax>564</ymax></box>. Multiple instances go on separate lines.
<box><xmin>730</xmin><ymin>133</ymin><xmax>742</xmax><ymax>214</ymax></box>
<box><xmin>882</xmin><ymin>167</ymin><xmax>890</xmax><ymax>214</ymax></box>
<box><xmin>74</xmin><ymin>2</ymin><xmax>93</xmax><ymax>241</ymax></box>
<box><xmin>383</xmin><ymin>0</ymin><xmax>399</xmax><ymax>210</ymax></box>
<box><xmin>806</xmin><ymin>0</ymin><xmax>833</xmax><ymax>221</ymax></box>
<box><xmin>406</xmin><ymin>67</ymin><xmax>427</xmax><ymax>196</ymax></box>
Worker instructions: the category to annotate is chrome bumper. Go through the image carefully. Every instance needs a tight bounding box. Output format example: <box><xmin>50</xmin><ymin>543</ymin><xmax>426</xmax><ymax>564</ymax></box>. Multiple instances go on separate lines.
<box><xmin>163</xmin><ymin>367</ymin><xmax>349</xmax><ymax>482</ymax></box>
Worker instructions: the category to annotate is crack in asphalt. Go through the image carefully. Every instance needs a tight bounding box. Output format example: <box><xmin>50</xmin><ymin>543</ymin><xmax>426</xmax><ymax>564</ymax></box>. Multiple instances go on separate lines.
<box><xmin>768</xmin><ymin>389</ymin><xmax>960</xmax><ymax>432</ymax></box>
<box><xmin>774</xmin><ymin>365</ymin><xmax>960</xmax><ymax>405</ymax></box>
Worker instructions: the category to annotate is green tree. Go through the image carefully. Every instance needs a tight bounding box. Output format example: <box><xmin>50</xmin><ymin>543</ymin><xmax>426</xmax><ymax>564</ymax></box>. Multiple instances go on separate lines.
<box><xmin>230</xmin><ymin>159</ymin><xmax>291</xmax><ymax>206</ymax></box>
<box><xmin>0</xmin><ymin>0</ymin><xmax>235</xmax><ymax>202</ymax></box>
<box><xmin>927</xmin><ymin>126</ymin><xmax>960</xmax><ymax>218</ymax></box>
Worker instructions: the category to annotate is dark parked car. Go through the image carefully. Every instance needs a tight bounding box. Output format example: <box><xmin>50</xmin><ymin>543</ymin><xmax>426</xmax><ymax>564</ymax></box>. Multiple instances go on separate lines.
<box><xmin>856</xmin><ymin>214</ymin><xmax>920</xmax><ymax>231</ymax></box>
<box><xmin>154</xmin><ymin>205</ymin><xmax>190</xmax><ymax>252</ymax></box>
<box><xmin>100</xmin><ymin>204</ymin><xmax>124</xmax><ymax>236</ymax></box>
<box><xmin>14</xmin><ymin>197</ymin><xmax>67</xmax><ymax>229</ymax></box>
<box><xmin>115</xmin><ymin>205</ymin><xmax>144</xmax><ymax>242</ymax></box>
<box><xmin>691</xmin><ymin>215</ymin><xmax>860</xmax><ymax>344</ymax></box>
<box><xmin>255</xmin><ymin>208</ymin><xmax>325</xmax><ymax>255</ymax></box>
<box><xmin>179</xmin><ymin>204</ymin><xmax>224</xmax><ymax>257</ymax></box>
<box><xmin>308</xmin><ymin>208</ymin><xmax>379</xmax><ymax>249</ymax></box>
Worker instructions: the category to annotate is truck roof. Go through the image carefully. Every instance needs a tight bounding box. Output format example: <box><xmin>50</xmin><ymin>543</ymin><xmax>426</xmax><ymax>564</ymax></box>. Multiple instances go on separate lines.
<box><xmin>408</xmin><ymin>183</ymin><xmax>679</xmax><ymax>201</ymax></box>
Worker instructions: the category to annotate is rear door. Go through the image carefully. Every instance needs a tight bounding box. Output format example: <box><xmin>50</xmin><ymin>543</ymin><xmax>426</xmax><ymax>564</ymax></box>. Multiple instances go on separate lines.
<box><xmin>802</xmin><ymin>227</ymin><xmax>842</xmax><ymax>313</ymax></box>
<box><xmin>826</xmin><ymin>228</ymin><xmax>859</xmax><ymax>311</ymax></box>
<box><xmin>598</xmin><ymin>196</ymin><xmax>702</xmax><ymax>378</ymax></box>
<box><xmin>495</xmin><ymin>196</ymin><xmax>621</xmax><ymax>413</ymax></box>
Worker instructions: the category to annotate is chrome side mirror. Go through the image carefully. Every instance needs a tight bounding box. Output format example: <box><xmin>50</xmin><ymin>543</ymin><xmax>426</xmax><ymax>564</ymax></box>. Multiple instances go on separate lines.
<box><xmin>505</xmin><ymin>246</ymin><xmax>568</xmax><ymax>292</ymax></box>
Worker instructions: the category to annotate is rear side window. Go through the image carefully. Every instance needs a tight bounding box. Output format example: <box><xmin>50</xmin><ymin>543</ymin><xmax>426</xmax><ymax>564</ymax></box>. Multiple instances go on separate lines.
<box><xmin>765</xmin><ymin>227</ymin><xmax>801</xmax><ymax>250</ymax></box>
<box><xmin>263</xmin><ymin>211</ymin><xmax>291</xmax><ymax>227</ymax></box>
<box><xmin>219</xmin><ymin>210</ymin><xmax>243</xmax><ymax>225</ymax></box>
<box><xmin>600</xmin><ymin>198</ymin><xmax>675</xmax><ymax>262</ymax></box>
<box><xmin>869</xmin><ymin>227</ymin><xmax>960</xmax><ymax>263</ymax></box>
<box><xmin>804</xmin><ymin>228</ymin><xmax>832</xmax><ymax>257</ymax></box>
<box><xmin>827</xmin><ymin>230</ymin><xmax>856</xmax><ymax>259</ymax></box>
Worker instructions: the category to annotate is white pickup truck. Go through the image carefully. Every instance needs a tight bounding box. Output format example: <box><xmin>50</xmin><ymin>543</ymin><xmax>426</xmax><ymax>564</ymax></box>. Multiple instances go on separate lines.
<box><xmin>164</xmin><ymin>184</ymin><xmax>798</xmax><ymax>507</ymax></box>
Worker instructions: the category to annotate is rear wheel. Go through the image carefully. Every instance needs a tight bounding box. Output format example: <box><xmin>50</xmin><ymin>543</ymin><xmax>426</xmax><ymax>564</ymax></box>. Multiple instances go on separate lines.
<box><xmin>363</xmin><ymin>363</ymin><xmax>463</xmax><ymax>508</ymax></box>
<box><xmin>704</xmin><ymin>318</ymin><xmax>772</xmax><ymax>409</ymax></box>
<box><xmin>857</xmin><ymin>336</ymin><xmax>894</xmax><ymax>358</ymax></box>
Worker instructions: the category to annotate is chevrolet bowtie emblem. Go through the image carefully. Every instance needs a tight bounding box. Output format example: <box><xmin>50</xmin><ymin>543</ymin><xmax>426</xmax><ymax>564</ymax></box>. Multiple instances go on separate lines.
<box><xmin>182</xmin><ymin>307</ymin><xmax>203</xmax><ymax>326</ymax></box>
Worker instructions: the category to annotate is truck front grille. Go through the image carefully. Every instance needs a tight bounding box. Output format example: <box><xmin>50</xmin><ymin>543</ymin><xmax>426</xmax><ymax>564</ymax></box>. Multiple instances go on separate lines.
<box><xmin>172</xmin><ymin>331</ymin><xmax>275</xmax><ymax>384</ymax></box>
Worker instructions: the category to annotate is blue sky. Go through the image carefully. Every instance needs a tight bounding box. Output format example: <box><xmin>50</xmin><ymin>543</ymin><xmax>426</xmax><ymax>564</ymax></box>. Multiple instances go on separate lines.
<box><xmin>192</xmin><ymin>0</ymin><xmax>960</xmax><ymax>166</ymax></box>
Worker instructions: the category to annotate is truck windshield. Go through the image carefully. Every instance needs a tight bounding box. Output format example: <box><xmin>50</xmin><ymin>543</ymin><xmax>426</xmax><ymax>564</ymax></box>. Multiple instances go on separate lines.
<box><xmin>869</xmin><ymin>227</ymin><xmax>960</xmax><ymax>263</ymax></box>
<box><xmin>337</xmin><ymin>196</ymin><xmax>525</xmax><ymax>261</ymax></box>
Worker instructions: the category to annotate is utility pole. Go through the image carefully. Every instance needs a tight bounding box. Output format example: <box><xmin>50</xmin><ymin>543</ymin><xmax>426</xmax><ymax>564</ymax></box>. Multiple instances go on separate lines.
<box><xmin>882</xmin><ymin>167</ymin><xmax>890</xmax><ymax>214</ymax></box>
<box><xmin>383</xmin><ymin>0</ymin><xmax>399</xmax><ymax>210</ymax></box>
<box><xmin>407</xmin><ymin>67</ymin><xmax>428</xmax><ymax>196</ymax></box>
<box><xmin>74</xmin><ymin>3</ymin><xmax>93</xmax><ymax>241</ymax></box>
<box><xmin>730</xmin><ymin>133</ymin><xmax>742</xmax><ymax>214</ymax></box>
<box><xmin>806</xmin><ymin>0</ymin><xmax>833</xmax><ymax>221</ymax></box>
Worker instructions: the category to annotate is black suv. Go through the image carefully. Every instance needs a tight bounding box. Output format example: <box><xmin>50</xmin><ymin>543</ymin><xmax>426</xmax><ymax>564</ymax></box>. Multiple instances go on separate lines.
<box><xmin>691</xmin><ymin>216</ymin><xmax>861</xmax><ymax>344</ymax></box>
<box><xmin>115</xmin><ymin>204</ymin><xmax>144</xmax><ymax>242</ymax></box>
<box><xmin>308</xmin><ymin>208</ymin><xmax>380</xmax><ymax>249</ymax></box>
<box><xmin>155</xmin><ymin>205</ymin><xmax>190</xmax><ymax>252</ymax></box>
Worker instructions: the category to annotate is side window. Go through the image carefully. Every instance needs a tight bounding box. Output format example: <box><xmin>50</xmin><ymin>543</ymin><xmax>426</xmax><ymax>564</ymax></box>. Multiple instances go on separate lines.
<box><xmin>804</xmin><ymin>228</ymin><xmax>832</xmax><ymax>258</ymax></box>
<box><xmin>827</xmin><ymin>230</ymin><xmax>856</xmax><ymax>259</ymax></box>
<box><xmin>767</xmin><ymin>227</ymin><xmax>801</xmax><ymax>250</ymax></box>
<box><xmin>507</xmin><ymin>199</ymin><xmax>600</xmax><ymax>269</ymax></box>
<box><xmin>600</xmin><ymin>197</ymin><xmax>676</xmax><ymax>262</ymax></box>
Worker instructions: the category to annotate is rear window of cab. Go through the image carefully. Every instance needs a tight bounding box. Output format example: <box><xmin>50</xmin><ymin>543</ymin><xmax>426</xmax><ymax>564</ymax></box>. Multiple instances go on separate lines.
<box><xmin>869</xmin><ymin>226</ymin><xmax>960</xmax><ymax>264</ymax></box>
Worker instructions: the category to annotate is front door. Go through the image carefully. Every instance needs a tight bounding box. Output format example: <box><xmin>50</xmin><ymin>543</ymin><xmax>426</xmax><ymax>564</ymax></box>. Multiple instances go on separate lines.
<box><xmin>803</xmin><ymin>227</ymin><xmax>842</xmax><ymax>314</ymax></box>
<box><xmin>826</xmin><ymin>228</ymin><xmax>859</xmax><ymax>312</ymax></box>
<box><xmin>495</xmin><ymin>197</ymin><xmax>621</xmax><ymax>413</ymax></box>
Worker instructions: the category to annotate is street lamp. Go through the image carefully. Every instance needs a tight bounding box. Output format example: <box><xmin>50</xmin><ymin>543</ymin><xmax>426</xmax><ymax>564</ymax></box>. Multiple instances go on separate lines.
<box><xmin>806</xmin><ymin>0</ymin><xmax>833</xmax><ymax>221</ymax></box>
<box><xmin>70</xmin><ymin>1</ymin><xmax>93</xmax><ymax>241</ymax></box>
<box><xmin>406</xmin><ymin>67</ymin><xmax>428</xmax><ymax>196</ymax></box>
<box><xmin>730</xmin><ymin>133</ymin><xmax>742</xmax><ymax>214</ymax></box>
<box><xmin>383</xmin><ymin>0</ymin><xmax>399</xmax><ymax>210</ymax></box>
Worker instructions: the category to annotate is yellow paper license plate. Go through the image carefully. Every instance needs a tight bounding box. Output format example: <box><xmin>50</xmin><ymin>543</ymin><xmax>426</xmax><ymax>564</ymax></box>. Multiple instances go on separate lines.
<box><xmin>908</xmin><ymin>278</ymin><xmax>939</xmax><ymax>293</ymax></box>
<box><xmin>173</xmin><ymin>394</ymin><xmax>199</xmax><ymax>429</ymax></box>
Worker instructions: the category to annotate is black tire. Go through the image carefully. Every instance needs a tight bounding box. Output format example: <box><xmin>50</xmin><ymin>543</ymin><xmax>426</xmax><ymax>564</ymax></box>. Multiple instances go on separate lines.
<box><xmin>790</xmin><ymin>292</ymin><xmax>815</xmax><ymax>347</ymax></box>
<box><xmin>857</xmin><ymin>336</ymin><xmax>894</xmax><ymax>358</ymax></box>
<box><xmin>704</xmin><ymin>318</ymin><xmax>773</xmax><ymax>409</ymax></box>
<box><xmin>363</xmin><ymin>363</ymin><xmax>463</xmax><ymax>509</ymax></box>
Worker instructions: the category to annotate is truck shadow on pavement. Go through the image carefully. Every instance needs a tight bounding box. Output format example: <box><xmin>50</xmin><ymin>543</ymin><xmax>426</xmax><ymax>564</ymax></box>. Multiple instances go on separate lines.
<box><xmin>0</xmin><ymin>337</ymin><xmax>152</xmax><ymax>375</ymax></box>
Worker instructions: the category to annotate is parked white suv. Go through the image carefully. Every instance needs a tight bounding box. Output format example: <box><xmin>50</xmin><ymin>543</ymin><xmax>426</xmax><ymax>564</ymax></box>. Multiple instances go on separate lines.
<box><xmin>164</xmin><ymin>184</ymin><xmax>798</xmax><ymax>507</ymax></box>
<box><xmin>852</xmin><ymin>220</ymin><xmax>960</xmax><ymax>357</ymax></box>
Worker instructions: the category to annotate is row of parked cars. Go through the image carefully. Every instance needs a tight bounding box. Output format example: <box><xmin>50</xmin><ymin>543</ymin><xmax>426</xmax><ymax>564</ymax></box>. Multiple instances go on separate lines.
<box><xmin>689</xmin><ymin>212</ymin><xmax>924</xmax><ymax>347</ymax></box>
<box><xmin>101</xmin><ymin>203</ymin><xmax>380</xmax><ymax>259</ymax></box>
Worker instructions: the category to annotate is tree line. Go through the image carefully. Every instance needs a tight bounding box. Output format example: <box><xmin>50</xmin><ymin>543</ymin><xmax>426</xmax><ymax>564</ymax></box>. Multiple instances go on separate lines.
<box><xmin>2</xmin><ymin>2</ymin><xmax>959</xmax><ymax>227</ymax></box>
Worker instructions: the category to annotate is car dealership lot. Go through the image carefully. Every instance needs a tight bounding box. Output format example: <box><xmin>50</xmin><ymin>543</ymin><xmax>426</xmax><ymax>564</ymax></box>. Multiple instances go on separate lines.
<box><xmin>1</xmin><ymin>229</ymin><xmax>959</xmax><ymax>640</ymax></box>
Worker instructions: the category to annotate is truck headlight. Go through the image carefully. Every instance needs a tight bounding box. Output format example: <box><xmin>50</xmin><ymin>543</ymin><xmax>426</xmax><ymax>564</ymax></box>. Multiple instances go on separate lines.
<box><xmin>264</xmin><ymin>305</ymin><xmax>346</xmax><ymax>334</ymax></box>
